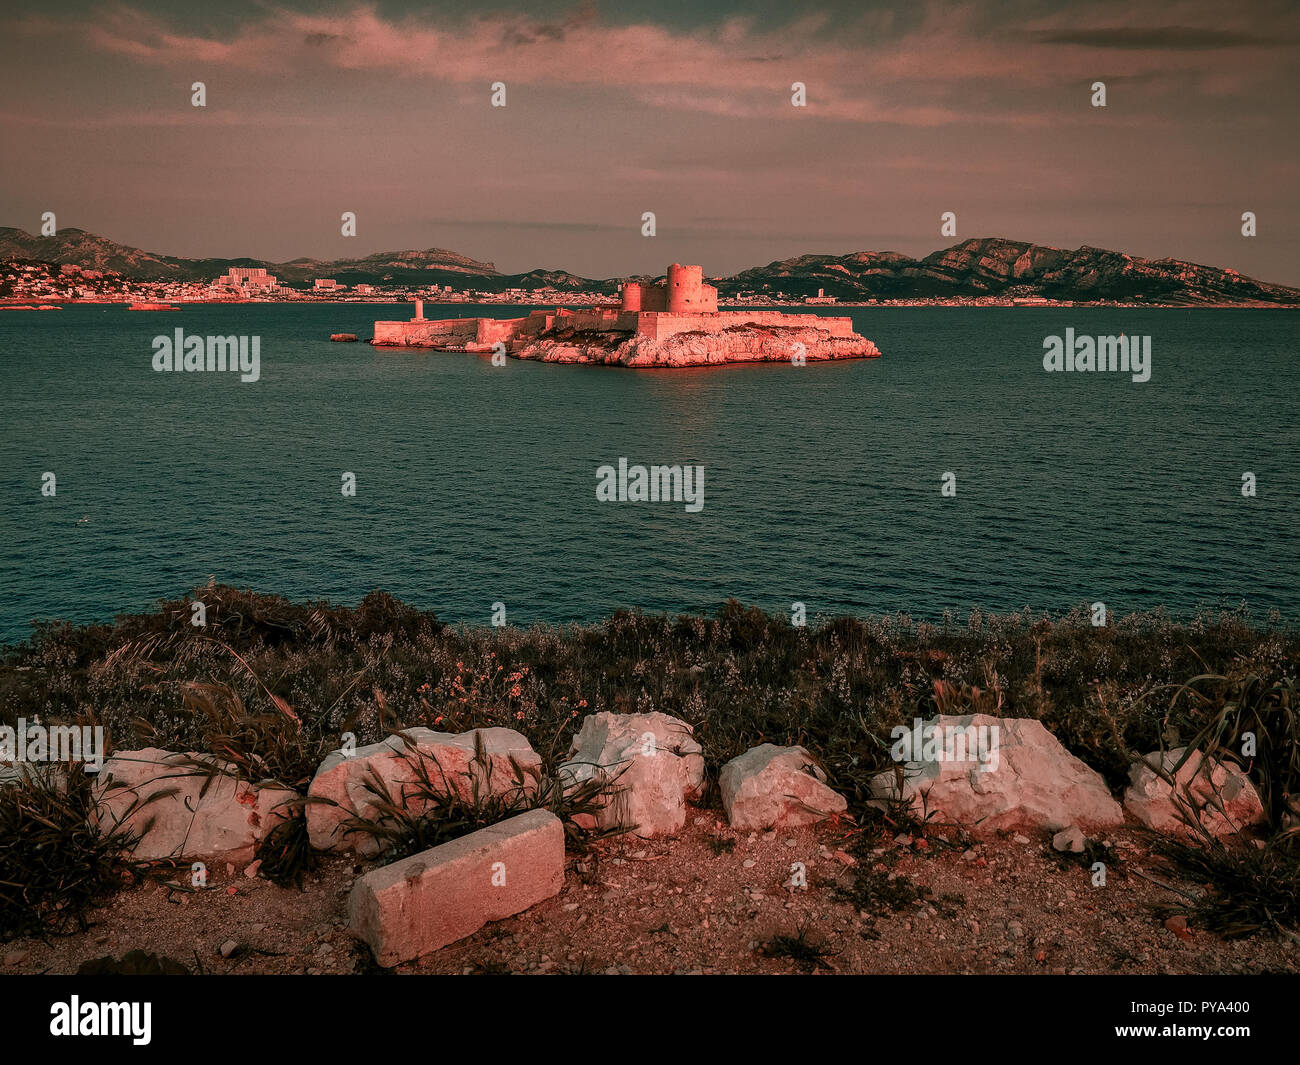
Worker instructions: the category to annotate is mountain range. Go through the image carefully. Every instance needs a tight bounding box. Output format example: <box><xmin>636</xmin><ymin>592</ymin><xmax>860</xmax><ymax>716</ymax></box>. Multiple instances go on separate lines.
<box><xmin>2</xmin><ymin>227</ymin><xmax>1297</xmax><ymax>305</ymax></box>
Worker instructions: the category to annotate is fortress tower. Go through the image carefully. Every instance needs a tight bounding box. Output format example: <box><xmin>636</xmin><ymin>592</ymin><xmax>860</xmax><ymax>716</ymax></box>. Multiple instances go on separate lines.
<box><xmin>666</xmin><ymin>263</ymin><xmax>717</xmax><ymax>312</ymax></box>
<box><xmin>618</xmin><ymin>265</ymin><xmax>718</xmax><ymax>314</ymax></box>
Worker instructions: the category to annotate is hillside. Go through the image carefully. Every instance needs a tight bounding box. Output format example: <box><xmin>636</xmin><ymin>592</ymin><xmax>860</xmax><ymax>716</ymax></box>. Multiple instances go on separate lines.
<box><xmin>721</xmin><ymin>238</ymin><xmax>1300</xmax><ymax>305</ymax></box>
<box><xmin>2</xmin><ymin>228</ymin><xmax>1296</xmax><ymax>304</ymax></box>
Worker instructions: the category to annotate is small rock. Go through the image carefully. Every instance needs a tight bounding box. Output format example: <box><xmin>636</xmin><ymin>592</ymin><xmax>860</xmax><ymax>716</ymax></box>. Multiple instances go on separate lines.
<box><xmin>1013</xmin><ymin>834</ymin><xmax>1031</xmax><ymax>845</ymax></box>
<box><xmin>243</xmin><ymin>859</ymin><xmax>262</xmax><ymax>879</ymax></box>
<box><xmin>1052</xmin><ymin>826</ymin><xmax>1085</xmax><ymax>853</ymax></box>
<box><xmin>219</xmin><ymin>939</ymin><xmax>238</xmax><ymax>958</ymax></box>
<box><xmin>4</xmin><ymin>948</ymin><xmax>31</xmax><ymax>967</ymax></box>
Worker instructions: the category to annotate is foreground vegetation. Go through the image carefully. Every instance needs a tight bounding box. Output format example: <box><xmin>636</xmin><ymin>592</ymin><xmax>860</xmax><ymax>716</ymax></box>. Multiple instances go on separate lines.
<box><xmin>1</xmin><ymin>586</ymin><xmax>1296</xmax><ymax>943</ymax></box>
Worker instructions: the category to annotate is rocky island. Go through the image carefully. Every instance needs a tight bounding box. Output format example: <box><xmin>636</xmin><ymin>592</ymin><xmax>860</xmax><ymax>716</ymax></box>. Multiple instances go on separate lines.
<box><xmin>370</xmin><ymin>263</ymin><xmax>880</xmax><ymax>368</ymax></box>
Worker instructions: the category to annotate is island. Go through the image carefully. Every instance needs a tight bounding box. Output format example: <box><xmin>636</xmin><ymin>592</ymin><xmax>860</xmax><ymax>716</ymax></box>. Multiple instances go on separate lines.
<box><xmin>370</xmin><ymin>263</ymin><xmax>881</xmax><ymax>367</ymax></box>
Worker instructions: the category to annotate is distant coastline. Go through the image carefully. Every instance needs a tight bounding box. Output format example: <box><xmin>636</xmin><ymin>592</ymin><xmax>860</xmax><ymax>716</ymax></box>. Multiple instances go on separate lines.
<box><xmin>2</xmin><ymin>295</ymin><xmax>1295</xmax><ymax>310</ymax></box>
<box><xmin>4</xmin><ymin>228</ymin><xmax>1298</xmax><ymax>309</ymax></box>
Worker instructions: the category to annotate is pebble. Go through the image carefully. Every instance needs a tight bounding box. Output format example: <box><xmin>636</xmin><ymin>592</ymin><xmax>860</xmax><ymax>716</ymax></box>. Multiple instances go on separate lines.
<box><xmin>1013</xmin><ymin>834</ymin><xmax>1031</xmax><ymax>845</ymax></box>
<box><xmin>1052</xmin><ymin>827</ymin><xmax>1086</xmax><ymax>854</ymax></box>
<box><xmin>219</xmin><ymin>939</ymin><xmax>238</xmax><ymax>958</ymax></box>
<box><xmin>742</xmin><ymin>859</ymin><xmax>756</xmax><ymax>869</ymax></box>
<box><xmin>4</xmin><ymin>948</ymin><xmax>31</xmax><ymax>967</ymax></box>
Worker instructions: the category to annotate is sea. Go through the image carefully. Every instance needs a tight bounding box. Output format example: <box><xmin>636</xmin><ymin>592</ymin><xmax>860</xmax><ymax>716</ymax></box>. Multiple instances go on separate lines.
<box><xmin>0</xmin><ymin>302</ymin><xmax>1296</xmax><ymax>643</ymax></box>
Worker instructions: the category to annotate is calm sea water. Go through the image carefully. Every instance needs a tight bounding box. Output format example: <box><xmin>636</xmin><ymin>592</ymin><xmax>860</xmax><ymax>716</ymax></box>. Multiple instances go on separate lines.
<box><xmin>0</xmin><ymin>303</ymin><xmax>1296</xmax><ymax>643</ymax></box>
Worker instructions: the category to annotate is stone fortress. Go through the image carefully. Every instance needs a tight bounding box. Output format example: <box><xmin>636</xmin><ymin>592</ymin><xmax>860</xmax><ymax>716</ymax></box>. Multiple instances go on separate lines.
<box><xmin>371</xmin><ymin>263</ymin><xmax>878</xmax><ymax>367</ymax></box>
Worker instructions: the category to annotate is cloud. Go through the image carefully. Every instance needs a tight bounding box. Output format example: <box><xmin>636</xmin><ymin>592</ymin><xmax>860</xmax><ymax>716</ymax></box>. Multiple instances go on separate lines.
<box><xmin>8</xmin><ymin>0</ymin><xmax>1299</xmax><ymax>126</ymax></box>
<box><xmin>1030</xmin><ymin>26</ymin><xmax>1295</xmax><ymax>50</ymax></box>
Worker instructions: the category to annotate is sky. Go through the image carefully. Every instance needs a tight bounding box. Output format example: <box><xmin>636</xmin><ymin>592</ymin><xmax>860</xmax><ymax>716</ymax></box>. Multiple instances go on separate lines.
<box><xmin>1</xmin><ymin>0</ymin><xmax>1297</xmax><ymax>283</ymax></box>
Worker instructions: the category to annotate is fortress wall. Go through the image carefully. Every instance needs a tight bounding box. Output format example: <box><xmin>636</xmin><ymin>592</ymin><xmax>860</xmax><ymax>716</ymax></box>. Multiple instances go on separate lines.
<box><xmin>474</xmin><ymin>317</ymin><xmax>530</xmax><ymax>344</ymax></box>
<box><xmin>373</xmin><ymin>318</ymin><xmax>492</xmax><ymax>347</ymax></box>
<box><xmin>373</xmin><ymin>304</ymin><xmax>859</xmax><ymax>349</ymax></box>
<box><xmin>558</xmin><ymin>308</ymin><xmax>639</xmax><ymax>333</ymax></box>
<box><xmin>641</xmin><ymin>286</ymin><xmax>668</xmax><ymax>312</ymax></box>
<box><xmin>634</xmin><ymin>311</ymin><xmax>858</xmax><ymax>341</ymax></box>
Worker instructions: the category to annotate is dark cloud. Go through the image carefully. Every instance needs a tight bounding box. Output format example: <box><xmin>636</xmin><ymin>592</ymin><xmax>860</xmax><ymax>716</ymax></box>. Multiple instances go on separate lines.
<box><xmin>1031</xmin><ymin>26</ymin><xmax>1294</xmax><ymax>50</ymax></box>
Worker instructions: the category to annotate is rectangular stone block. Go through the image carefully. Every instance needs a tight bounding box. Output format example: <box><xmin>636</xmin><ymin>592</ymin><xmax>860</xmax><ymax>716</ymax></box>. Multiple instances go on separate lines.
<box><xmin>347</xmin><ymin>809</ymin><xmax>564</xmax><ymax>966</ymax></box>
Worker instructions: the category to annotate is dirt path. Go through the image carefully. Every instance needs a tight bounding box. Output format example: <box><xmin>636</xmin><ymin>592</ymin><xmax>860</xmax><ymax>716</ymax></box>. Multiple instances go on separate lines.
<box><xmin>6</xmin><ymin>819</ymin><xmax>1295</xmax><ymax>975</ymax></box>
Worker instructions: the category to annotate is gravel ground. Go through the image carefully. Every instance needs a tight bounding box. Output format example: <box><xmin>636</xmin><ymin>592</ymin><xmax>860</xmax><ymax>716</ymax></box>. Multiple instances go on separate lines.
<box><xmin>5</xmin><ymin>819</ymin><xmax>1296</xmax><ymax>976</ymax></box>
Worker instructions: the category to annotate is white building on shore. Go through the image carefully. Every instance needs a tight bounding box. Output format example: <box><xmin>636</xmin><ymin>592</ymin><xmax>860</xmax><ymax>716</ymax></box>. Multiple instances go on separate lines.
<box><xmin>213</xmin><ymin>267</ymin><xmax>279</xmax><ymax>294</ymax></box>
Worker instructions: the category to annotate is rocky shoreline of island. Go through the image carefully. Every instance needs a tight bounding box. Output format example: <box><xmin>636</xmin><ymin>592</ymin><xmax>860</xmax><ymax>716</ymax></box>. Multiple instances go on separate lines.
<box><xmin>513</xmin><ymin>322</ymin><xmax>881</xmax><ymax>367</ymax></box>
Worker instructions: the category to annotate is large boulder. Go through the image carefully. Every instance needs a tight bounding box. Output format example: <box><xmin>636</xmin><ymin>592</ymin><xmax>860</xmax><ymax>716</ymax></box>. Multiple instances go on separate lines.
<box><xmin>559</xmin><ymin>712</ymin><xmax>704</xmax><ymax>838</ymax></box>
<box><xmin>1124</xmin><ymin>748</ymin><xmax>1266</xmax><ymax>838</ymax></box>
<box><xmin>306</xmin><ymin>727</ymin><xmax>541</xmax><ymax>854</ymax></box>
<box><xmin>719</xmin><ymin>744</ymin><xmax>847</xmax><ymax>830</ymax></box>
<box><xmin>91</xmin><ymin>748</ymin><xmax>298</xmax><ymax>863</ymax></box>
<box><xmin>868</xmin><ymin>714</ymin><xmax>1123</xmax><ymax>834</ymax></box>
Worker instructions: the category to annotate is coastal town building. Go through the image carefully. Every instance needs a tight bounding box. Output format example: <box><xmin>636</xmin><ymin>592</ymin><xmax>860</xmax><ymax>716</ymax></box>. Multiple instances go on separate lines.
<box><xmin>213</xmin><ymin>267</ymin><xmax>279</xmax><ymax>294</ymax></box>
<box><xmin>313</xmin><ymin>278</ymin><xmax>345</xmax><ymax>292</ymax></box>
